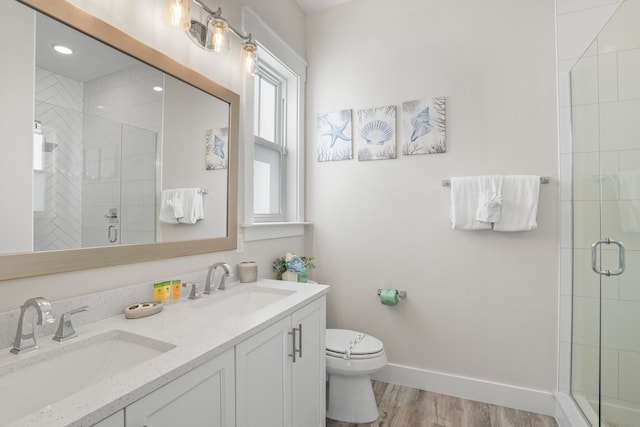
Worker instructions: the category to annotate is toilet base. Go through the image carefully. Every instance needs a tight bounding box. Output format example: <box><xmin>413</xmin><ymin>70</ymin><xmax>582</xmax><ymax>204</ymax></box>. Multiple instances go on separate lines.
<box><xmin>326</xmin><ymin>374</ymin><xmax>379</xmax><ymax>423</ymax></box>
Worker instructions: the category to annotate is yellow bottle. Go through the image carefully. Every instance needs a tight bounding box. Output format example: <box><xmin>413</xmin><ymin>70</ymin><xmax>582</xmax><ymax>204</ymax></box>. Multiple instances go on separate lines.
<box><xmin>153</xmin><ymin>282</ymin><xmax>164</xmax><ymax>302</ymax></box>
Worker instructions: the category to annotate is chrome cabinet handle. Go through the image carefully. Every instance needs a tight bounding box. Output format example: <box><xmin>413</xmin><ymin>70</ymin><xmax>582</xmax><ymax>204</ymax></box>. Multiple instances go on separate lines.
<box><xmin>288</xmin><ymin>324</ymin><xmax>302</xmax><ymax>363</ymax></box>
<box><xmin>108</xmin><ymin>225</ymin><xmax>118</xmax><ymax>243</ymax></box>
<box><xmin>591</xmin><ymin>238</ymin><xmax>625</xmax><ymax>276</ymax></box>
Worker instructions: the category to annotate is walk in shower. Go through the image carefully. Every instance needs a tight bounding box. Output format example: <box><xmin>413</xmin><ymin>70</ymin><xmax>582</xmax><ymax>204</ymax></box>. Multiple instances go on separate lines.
<box><xmin>570</xmin><ymin>0</ymin><xmax>640</xmax><ymax>425</ymax></box>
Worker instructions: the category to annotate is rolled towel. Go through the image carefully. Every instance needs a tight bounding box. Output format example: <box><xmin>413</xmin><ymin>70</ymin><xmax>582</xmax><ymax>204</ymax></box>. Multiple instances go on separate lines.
<box><xmin>476</xmin><ymin>175</ymin><xmax>503</xmax><ymax>223</ymax></box>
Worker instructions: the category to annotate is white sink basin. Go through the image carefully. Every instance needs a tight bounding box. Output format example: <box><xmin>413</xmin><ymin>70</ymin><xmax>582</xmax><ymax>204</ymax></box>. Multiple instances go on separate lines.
<box><xmin>0</xmin><ymin>330</ymin><xmax>175</xmax><ymax>426</ymax></box>
<box><xmin>191</xmin><ymin>285</ymin><xmax>295</xmax><ymax>315</ymax></box>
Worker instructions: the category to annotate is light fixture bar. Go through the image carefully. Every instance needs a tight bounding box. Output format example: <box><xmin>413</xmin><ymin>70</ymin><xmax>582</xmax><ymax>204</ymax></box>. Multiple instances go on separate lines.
<box><xmin>192</xmin><ymin>0</ymin><xmax>252</xmax><ymax>43</ymax></box>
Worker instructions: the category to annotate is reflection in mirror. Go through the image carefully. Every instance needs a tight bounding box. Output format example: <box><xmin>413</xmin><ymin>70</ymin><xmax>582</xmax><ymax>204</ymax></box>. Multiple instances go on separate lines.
<box><xmin>28</xmin><ymin>13</ymin><xmax>229</xmax><ymax>252</ymax></box>
<box><xmin>0</xmin><ymin>0</ymin><xmax>239</xmax><ymax>280</ymax></box>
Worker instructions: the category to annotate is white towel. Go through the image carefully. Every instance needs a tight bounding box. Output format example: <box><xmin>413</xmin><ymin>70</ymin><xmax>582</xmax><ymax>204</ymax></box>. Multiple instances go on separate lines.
<box><xmin>476</xmin><ymin>175</ymin><xmax>503</xmax><ymax>223</ymax></box>
<box><xmin>177</xmin><ymin>188</ymin><xmax>204</xmax><ymax>224</ymax></box>
<box><xmin>618</xmin><ymin>170</ymin><xmax>640</xmax><ymax>232</ymax></box>
<box><xmin>159</xmin><ymin>189</ymin><xmax>181</xmax><ymax>224</ymax></box>
<box><xmin>493</xmin><ymin>175</ymin><xmax>540</xmax><ymax>232</ymax></box>
<box><xmin>450</xmin><ymin>177</ymin><xmax>492</xmax><ymax>230</ymax></box>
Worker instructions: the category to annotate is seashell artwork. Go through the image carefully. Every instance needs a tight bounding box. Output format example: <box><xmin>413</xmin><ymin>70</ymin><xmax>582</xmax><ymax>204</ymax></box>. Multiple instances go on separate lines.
<box><xmin>401</xmin><ymin>97</ymin><xmax>446</xmax><ymax>155</ymax></box>
<box><xmin>205</xmin><ymin>127</ymin><xmax>228</xmax><ymax>170</ymax></box>
<box><xmin>317</xmin><ymin>109</ymin><xmax>353</xmax><ymax>162</ymax></box>
<box><xmin>357</xmin><ymin>106</ymin><xmax>397</xmax><ymax>161</ymax></box>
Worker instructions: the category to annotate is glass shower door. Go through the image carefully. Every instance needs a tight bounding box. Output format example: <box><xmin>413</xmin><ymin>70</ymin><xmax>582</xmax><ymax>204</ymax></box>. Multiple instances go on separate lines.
<box><xmin>571</xmin><ymin>0</ymin><xmax>640</xmax><ymax>425</ymax></box>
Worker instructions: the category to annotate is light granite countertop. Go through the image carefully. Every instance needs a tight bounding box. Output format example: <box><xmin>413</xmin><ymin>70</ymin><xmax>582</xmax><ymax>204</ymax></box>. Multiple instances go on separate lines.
<box><xmin>0</xmin><ymin>279</ymin><xmax>329</xmax><ymax>427</ymax></box>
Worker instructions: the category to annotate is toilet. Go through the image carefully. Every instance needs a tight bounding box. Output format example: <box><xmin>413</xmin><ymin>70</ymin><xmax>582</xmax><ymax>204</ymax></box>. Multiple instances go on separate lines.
<box><xmin>325</xmin><ymin>329</ymin><xmax>387</xmax><ymax>423</ymax></box>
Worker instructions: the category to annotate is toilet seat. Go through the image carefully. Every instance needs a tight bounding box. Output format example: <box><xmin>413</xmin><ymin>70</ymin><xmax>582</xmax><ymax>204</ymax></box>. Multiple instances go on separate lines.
<box><xmin>326</xmin><ymin>329</ymin><xmax>384</xmax><ymax>359</ymax></box>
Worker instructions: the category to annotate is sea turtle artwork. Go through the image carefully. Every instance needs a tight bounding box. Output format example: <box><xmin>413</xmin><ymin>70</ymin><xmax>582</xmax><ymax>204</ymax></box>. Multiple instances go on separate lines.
<box><xmin>401</xmin><ymin>97</ymin><xmax>446</xmax><ymax>155</ymax></box>
<box><xmin>317</xmin><ymin>110</ymin><xmax>353</xmax><ymax>162</ymax></box>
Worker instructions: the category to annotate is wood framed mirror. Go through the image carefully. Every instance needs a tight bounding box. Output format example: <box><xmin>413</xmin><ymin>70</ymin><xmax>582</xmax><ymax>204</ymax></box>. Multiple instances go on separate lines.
<box><xmin>0</xmin><ymin>0</ymin><xmax>238</xmax><ymax>280</ymax></box>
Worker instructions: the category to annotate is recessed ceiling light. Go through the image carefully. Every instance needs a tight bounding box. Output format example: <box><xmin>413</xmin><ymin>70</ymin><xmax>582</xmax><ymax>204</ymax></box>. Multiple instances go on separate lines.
<box><xmin>52</xmin><ymin>44</ymin><xmax>73</xmax><ymax>55</ymax></box>
<box><xmin>152</xmin><ymin>86</ymin><xmax>164</xmax><ymax>92</ymax></box>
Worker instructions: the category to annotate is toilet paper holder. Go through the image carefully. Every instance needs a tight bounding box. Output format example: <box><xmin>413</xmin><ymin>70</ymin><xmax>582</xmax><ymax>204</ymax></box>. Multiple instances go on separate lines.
<box><xmin>376</xmin><ymin>289</ymin><xmax>407</xmax><ymax>299</ymax></box>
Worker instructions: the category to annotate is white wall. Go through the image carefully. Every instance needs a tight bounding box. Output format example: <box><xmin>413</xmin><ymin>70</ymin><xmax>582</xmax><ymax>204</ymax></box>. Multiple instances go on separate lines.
<box><xmin>0</xmin><ymin>0</ymin><xmax>307</xmax><ymax>313</ymax></box>
<box><xmin>0</xmin><ymin>0</ymin><xmax>35</xmax><ymax>253</ymax></box>
<box><xmin>306</xmin><ymin>0</ymin><xmax>559</xmax><ymax>400</ymax></box>
<box><xmin>161</xmin><ymin>74</ymin><xmax>228</xmax><ymax>241</ymax></box>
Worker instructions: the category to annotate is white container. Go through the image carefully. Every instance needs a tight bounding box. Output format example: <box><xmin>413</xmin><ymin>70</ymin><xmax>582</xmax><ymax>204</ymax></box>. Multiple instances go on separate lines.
<box><xmin>282</xmin><ymin>271</ymin><xmax>298</xmax><ymax>282</ymax></box>
<box><xmin>238</xmin><ymin>261</ymin><xmax>258</xmax><ymax>283</ymax></box>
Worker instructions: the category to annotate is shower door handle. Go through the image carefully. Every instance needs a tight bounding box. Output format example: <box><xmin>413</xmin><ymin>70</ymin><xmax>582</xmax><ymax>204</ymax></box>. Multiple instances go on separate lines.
<box><xmin>591</xmin><ymin>238</ymin><xmax>625</xmax><ymax>276</ymax></box>
<box><xmin>108</xmin><ymin>225</ymin><xmax>118</xmax><ymax>243</ymax></box>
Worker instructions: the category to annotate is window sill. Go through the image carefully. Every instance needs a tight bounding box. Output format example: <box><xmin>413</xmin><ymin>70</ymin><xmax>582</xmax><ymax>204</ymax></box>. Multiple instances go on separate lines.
<box><xmin>240</xmin><ymin>222</ymin><xmax>311</xmax><ymax>241</ymax></box>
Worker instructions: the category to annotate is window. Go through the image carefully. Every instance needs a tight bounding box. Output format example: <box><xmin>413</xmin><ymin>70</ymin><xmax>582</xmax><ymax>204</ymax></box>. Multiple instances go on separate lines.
<box><xmin>253</xmin><ymin>67</ymin><xmax>286</xmax><ymax>220</ymax></box>
<box><xmin>242</xmin><ymin>7</ymin><xmax>307</xmax><ymax>239</ymax></box>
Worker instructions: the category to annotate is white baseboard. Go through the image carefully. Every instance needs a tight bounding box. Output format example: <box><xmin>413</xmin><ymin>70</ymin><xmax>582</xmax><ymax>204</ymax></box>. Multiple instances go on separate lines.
<box><xmin>372</xmin><ymin>363</ymin><xmax>556</xmax><ymax>417</ymax></box>
<box><xmin>554</xmin><ymin>393</ymin><xmax>589</xmax><ymax>427</ymax></box>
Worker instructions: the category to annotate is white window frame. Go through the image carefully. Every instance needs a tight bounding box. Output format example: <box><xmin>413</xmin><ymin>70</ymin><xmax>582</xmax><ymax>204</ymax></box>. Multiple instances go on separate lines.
<box><xmin>254</xmin><ymin>65</ymin><xmax>286</xmax><ymax>222</ymax></box>
<box><xmin>241</xmin><ymin>7</ymin><xmax>308</xmax><ymax>243</ymax></box>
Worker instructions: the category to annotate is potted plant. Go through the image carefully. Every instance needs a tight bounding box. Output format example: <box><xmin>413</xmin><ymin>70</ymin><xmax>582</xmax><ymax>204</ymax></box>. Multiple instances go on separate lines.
<box><xmin>273</xmin><ymin>252</ymin><xmax>315</xmax><ymax>282</ymax></box>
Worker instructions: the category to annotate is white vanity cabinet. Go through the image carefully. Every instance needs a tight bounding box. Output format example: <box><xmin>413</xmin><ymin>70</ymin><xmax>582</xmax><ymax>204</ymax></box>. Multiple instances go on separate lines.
<box><xmin>92</xmin><ymin>410</ymin><xmax>124</xmax><ymax>427</ymax></box>
<box><xmin>235</xmin><ymin>296</ymin><xmax>326</xmax><ymax>427</ymax></box>
<box><xmin>124</xmin><ymin>348</ymin><xmax>235</xmax><ymax>427</ymax></box>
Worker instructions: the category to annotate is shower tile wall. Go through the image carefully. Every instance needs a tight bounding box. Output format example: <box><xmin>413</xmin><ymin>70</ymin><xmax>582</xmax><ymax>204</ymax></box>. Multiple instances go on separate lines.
<box><xmin>33</xmin><ymin>68</ymin><xmax>83</xmax><ymax>251</ymax></box>
<box><xmin>82</xmin><ymin>63</ymin><xmax>162</xmax><ymax>247</ymax></box>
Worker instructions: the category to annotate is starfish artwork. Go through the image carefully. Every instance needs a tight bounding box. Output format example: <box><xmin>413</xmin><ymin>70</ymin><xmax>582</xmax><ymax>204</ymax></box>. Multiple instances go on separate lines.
<box><xmin>317</xmin><ymin>109</ymin><xmax>353</xmax><ymax>162</ymax></box>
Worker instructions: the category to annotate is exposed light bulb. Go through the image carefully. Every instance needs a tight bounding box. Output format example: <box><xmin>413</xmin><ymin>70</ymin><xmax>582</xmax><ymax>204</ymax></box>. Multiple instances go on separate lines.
<box><xmin>241</xmin><ymin>41</ymin><xmax>257</xmax><ymax>76</ymax></box>
<box><xmin>163</xmin><ymin>0</ymin><xmax>191</xmax><ymax>31</ymax></box>
<box><xmin>206</xmin><ymin>17</ymin><xmax>229</xmax><ymax>52</ymax></box>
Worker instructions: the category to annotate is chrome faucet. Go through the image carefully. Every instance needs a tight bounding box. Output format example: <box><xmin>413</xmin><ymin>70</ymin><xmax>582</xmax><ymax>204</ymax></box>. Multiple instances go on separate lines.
<box><xmin>204</xmin><ymin>262</ymin><xmax>232</xmax><ymax>293</ymax></box>
<box><xmin>11</xmin><ymin>297</ymin><xmax>55</xmax><ymax>355</ymax></box>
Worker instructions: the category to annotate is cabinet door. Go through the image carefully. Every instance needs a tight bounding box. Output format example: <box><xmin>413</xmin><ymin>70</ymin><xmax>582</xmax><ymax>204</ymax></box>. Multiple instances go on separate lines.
<box><xmin>125</xmin><ymin>348</ymin><xmax>235</xmax><ymax>427</ymax></box>
<box><xmin>235</xmin><ymin>316</ymin><xmax>292</xmax><ymax>427</ymax></box>
<box><xmin>291</xmin><ymin>296</ymin><xmax>326</xmax><ymax>427</ymax></box>
<box><xmin>92</xmin><ymin>410</ymin><xmax>123</xmax><ymax>427</ymax></box>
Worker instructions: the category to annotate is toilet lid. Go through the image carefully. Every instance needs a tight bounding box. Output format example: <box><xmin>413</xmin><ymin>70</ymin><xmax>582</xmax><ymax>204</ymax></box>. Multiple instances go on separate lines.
<box><xmin>326</xmin><ymin>329</ymin><xmax>384</xmax><ymax>355</ymax></box>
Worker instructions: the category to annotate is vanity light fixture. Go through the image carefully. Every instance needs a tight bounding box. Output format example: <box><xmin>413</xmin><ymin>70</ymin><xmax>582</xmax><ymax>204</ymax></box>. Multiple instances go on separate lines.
<box><xmin>164</xmin><ymin>0</ymin><xmax>258</xmax><ymax>75</ymax></box>
<box><xmin>153</xmin><ymin>86</ymin><xmax>164</xmax><ymax>92</ymax></box>
<box><xmin>52</xmin><ymin>43</ymin><xmax>73</xmax><ymax>55</ymax></box>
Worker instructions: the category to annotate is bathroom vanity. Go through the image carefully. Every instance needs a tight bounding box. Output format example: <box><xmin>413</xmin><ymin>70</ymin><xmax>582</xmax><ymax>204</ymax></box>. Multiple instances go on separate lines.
<box><xmin>0</xmin><ymin>280</ymin><xmax>328</xmax><ymax>427</ymax></box>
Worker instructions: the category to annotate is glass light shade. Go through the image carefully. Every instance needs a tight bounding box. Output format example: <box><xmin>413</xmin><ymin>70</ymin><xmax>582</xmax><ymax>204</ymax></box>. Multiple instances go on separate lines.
<box><xmin>163</xmin><ymin>0</ymin><xmax>191</xmax><ymax>31</ymax></box>
<box><xmin>206</xmin><ymin>17</ymin><xmax>229</xmax><ymax>52</ymax></box>
<box><xmin>241</xmin><ymin>42</ymin><xmax>258</xmax><ymax>76</ymax></box>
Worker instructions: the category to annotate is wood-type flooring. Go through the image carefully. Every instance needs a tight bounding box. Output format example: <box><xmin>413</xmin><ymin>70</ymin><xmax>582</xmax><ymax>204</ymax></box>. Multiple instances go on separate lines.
<box><xmin>326</xmin><ymin>381</ymin><xmax>558</xmax><ymax>427</ymax></box>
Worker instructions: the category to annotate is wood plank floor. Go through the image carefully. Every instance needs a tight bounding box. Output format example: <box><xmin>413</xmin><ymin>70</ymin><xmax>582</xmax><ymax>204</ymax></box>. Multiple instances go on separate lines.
<box><xmin>326</xmin><ymin>381</ymin><xmax>558</xmax><ymax>427</ymax></box>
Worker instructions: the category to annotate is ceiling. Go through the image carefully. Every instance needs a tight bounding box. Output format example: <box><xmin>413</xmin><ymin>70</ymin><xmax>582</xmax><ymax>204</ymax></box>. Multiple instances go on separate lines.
<box><xmin>295</xmin><ymin>0</ymin><xmax>353</xmax><ymax>14</ymax></box>
<box><xmin>36</xmin><ymin>13</ymin><xmax>138</xmax><ymax>82</ymax></box>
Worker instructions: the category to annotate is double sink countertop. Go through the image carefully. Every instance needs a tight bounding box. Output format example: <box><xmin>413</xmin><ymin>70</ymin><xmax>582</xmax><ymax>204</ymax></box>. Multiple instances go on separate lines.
<box><xmin>0</xmin><ymin>279</ymin><xmax>329</xmax><ymax>427</ymax></box>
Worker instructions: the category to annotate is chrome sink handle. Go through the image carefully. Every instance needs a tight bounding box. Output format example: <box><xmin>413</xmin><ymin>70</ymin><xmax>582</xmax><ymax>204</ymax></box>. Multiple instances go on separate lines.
<box><xmin>183</xmin><ymin>282</ymin><xmax>202</xmax><ymax>300</ymax></box>
<box><xmin>53</xmin><ymin>306</ymin><xmax>89</xmax><ymax>342</ymax></box>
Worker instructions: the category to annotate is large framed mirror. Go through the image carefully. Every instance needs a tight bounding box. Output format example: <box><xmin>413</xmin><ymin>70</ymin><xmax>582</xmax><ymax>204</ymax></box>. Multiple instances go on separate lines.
<box><xmin>0</xmin><ymin>0</ymin><xmax>239</xmax><ymax>280</ymax></box>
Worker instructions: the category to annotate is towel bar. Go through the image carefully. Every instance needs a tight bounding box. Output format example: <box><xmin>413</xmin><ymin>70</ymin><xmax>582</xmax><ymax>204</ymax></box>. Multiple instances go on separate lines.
<box><xmin>198</xmin><ymin>188</ymin><xmax>209</xmax><ymax>194</ymax></box>
<box><xmin>376</xmin><ymin>289</ymin><xmax>407</xmax><ymax>298</ymax></box>
<box><xmin>441</xmin><ymin>176</ymin><xmax>550</xmax><ymax>187</ymax></box>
